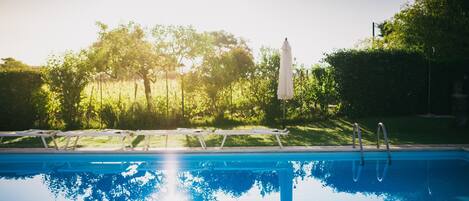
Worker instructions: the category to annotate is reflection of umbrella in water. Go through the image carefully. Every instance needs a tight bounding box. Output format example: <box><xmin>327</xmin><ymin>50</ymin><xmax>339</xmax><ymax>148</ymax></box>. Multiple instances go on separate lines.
<box><xmin>278</xmin><ymin>38</ymin><xmax>294</xmax><ymax>128</ymax></box>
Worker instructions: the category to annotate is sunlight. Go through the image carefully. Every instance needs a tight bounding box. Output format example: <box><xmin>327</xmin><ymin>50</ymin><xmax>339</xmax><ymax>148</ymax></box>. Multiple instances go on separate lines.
<box><xmin>0</xmin><ymin>0</ymin><xmax>407</xmax><ymax>66</ymax></box>
<box><xmin>159</xmin><ymin>153</ymin><xmax>187</xmax><ymax>201</ymax></box>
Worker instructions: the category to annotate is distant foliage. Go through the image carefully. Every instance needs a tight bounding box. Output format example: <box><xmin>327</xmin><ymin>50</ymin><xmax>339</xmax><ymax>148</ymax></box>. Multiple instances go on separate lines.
<box><xmin>376</xmin><ymin>0</ymin><xmax>469</xmax><ymax>60</ymax></box>
<box><xmin>326</xmin><ymin>49</ymin><xmax>427</xmax><ymax>117</ymax></box>
<box><xmin>0</xmin><ymin>57</ymin><xmax>30</xmax><ymax>69</ymax></box>
<box><xmin>0</xmin><ymin>68</ymin><xmax>45</xmax><ymax>130</ymax></box>
<box><xmin>1</xmin><ymin>24</ymin><xmax>344</xmax><ymax>131</ymax></box>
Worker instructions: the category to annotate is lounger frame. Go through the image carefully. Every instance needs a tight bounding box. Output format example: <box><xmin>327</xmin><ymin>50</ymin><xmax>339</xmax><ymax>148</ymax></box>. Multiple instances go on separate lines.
<box><xmin>215</xmin><ymin>129</ymin><xmax>289</xmax><ymax>149</ymax></box>
<box><xmin>134</xmin><ymin>128</ymin><xmax>208</xmax><ymax>150</ymax></box>
<box><xmin>56</xmin><ymin>129</ymin><xmax>133</xmax><ymax>150</ymax></box>
<box><xmin>0</xmin><ymin>130</ymin><xmax>59</xmax><ymax>149</ymax></box>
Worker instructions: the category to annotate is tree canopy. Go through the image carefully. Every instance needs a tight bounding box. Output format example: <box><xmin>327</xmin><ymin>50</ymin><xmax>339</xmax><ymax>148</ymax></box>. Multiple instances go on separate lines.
<box><xmin>89</xmin><ymin>22</ymin><xmax>165</xmax><ymax>109</ymax></box>
<box><xmin>377</xmin><ymin>0</ymin><xmax>469</xmax><ymax>60</ymax></box>
<box><xmin>0</xmin><ymin>57</ymin><xmax>29</xmax><ymax>69</ymax></box>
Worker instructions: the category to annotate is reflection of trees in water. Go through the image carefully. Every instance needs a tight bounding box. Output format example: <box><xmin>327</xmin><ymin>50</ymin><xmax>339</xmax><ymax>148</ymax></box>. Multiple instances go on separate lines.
<box><xmin>302</xmin><ymin>160</ymin><xmax>469</xmax><ymax>201</ymax></box>
<box><xmin>0</xmin><ymin>173</ymin><xmax>36</xmax><ymax>180</ymax></box>
<box><xmin>179</xmin><ymin>161</ymin><xmax>281</xmax><ymax>201</ymax></box>
<box><xmin>0</xmin><ymin>161</ymin><xmax>283</xmax><ymax>201</ymax></box>
<box><xmin>181</xmin><ymin>170</ymin><xmax>279</xmax><ymax>201</ymax></box>
<box><xmin>256</xmin><ymin>171</ymin><xmax>279</xmax><ymax>196</ymax></box>
<box><xmin>307</xmin><ymin>160</ymin><xmax>405</xmax><ymax>200</ymax></box>
<box><xmin>2</xmin><ymin>159</ymin><xmax>466</xmax><ymax>201</ymax></box>
<box><xmin>42</xmin><ymin>164</ymin><xmax>163</xmax><ymax>201</ymax></box>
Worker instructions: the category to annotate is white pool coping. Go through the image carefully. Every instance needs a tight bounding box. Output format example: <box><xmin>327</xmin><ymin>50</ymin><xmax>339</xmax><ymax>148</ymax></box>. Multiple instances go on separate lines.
<box><xmin>0</xmin><ymin>144</ymin><xmax>467</xmax><ymax>154</ymax></box>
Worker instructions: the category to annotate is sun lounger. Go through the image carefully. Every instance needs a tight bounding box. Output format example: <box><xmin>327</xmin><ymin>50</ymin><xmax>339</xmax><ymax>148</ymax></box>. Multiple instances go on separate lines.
<box><xmin>56</xmin><ymin>129</ymin><xmax>132</xmax><ymax>150</ymax></box>
<box><xmin>0</xmin><ymin>129</ymin><xmax>59</xmax><ymax>149</ymax></box>
<box><xmin>134</xmin><ymin>128</ymin><xmax>209</xmax><ymax>150</ymax></box>
<box><xmin>214</xmin><ymin>128</ymin><xmax>289</xmax><ymax>148</ymax></box>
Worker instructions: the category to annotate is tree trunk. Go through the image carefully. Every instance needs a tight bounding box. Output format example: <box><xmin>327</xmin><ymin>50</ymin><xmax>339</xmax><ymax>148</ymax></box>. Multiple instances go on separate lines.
<box><xmin>230</xmin><ymin>83</ymin><xmax>233</xmax><ymax>117</ymax></box>
<box><xmin>142</xmin><ymin>75</ymin><xmax>152</xmax><ymax>110</ymax></box>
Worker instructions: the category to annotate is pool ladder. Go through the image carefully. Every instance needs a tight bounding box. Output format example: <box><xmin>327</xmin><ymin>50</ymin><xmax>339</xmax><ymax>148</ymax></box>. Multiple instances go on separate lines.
<box><xmin>352</xmin><ymin>122</ymin><xmax>392</xmax><ymax>183</ymax></box>
<box><xmin>352</xmin><ymin>123</ymin><xmax>364</xmax><ymax>165</ymax></box>
<box><xmin>352</xmin><ymin>122</ymin><xmax>392</xmax><ymax>165</ymax></box>
<box><xmin>376</xmin><ymin>122</ymin><xmax>392</xmax><ymax>161</ymax></box>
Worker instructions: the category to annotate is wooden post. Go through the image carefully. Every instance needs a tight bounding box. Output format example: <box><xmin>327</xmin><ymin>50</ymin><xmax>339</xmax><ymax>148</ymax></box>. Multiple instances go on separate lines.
<box><xmin>165</xmin><ymin>70</ymin><xmax>169</xmax><ymax>123</ymax></box>
<box><xmin>181</xmin><ymin>73</ymin><xmax>185</xmax><ymax>119</ymax></box>
<box><xmin>99</xmin><ymin>75</ymin><xmax>103</xmax><ymax>128</ymax></box>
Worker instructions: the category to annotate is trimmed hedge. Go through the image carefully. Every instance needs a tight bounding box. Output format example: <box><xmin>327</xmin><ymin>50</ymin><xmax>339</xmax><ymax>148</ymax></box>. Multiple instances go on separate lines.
<box><xmin>0</xmin><ymin>68</ymin><xmax>44</xmax><ymax>130</ymax></box>
<box><xmin>429</xmin><ymin>59</ymin><xmax>469</xmax><ymax>114</ymax></box>
<box><xmin>326</xmin><ymin>49</ymin><xmax>427</xmax><ymax>117</ymax></box>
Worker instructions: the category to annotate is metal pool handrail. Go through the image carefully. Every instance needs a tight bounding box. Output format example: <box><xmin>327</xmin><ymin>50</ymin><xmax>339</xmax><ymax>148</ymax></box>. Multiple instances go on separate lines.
<box><xmin>376</xmin><ymin>122</ymin><xmax>391</xmax><ymax>161</ymax></box>
<box><xmin>352</xmin><ymin>123</ymin><xmax>364</xmax><ymax>165</ymax></box>
<box><xmin>352</xmin><ymin>160</ymin><xmax>363</xmax><ymax>182</ymax></box>
<box><xmin>376</xmin><ymin>159</ymin><xmax>390</xmax><ymax>182</ymax></box>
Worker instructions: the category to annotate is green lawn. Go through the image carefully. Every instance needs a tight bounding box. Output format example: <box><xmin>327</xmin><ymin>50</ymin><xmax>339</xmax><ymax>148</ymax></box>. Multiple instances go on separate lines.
<box><xmin>1</xmin><ymin>116</ymin><xmax>468</xmax><ymax>149</ymax></box>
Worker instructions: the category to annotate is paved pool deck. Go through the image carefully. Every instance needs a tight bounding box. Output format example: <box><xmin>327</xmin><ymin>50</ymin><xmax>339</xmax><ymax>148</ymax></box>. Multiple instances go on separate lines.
<box><xmin>0</xmin><ymin>144</ymin><xmax>467</xmax><ymax>154</ymax></box>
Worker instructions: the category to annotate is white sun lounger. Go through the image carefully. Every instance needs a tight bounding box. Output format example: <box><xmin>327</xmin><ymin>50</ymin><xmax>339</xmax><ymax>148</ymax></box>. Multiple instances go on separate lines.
<box><xmin>134</xmin><ymin>128</ymin><xmax>209</xmax><ymax>150</ymax></box>
<box><xmin>0</xmin><ymin>129</ymin><xmax>59</xmax><ymax>149</ymax></box>
<box><xmin>214</xmin><ymin>128</ymin><xmax>289</xmax><ymax>148</ymax></box>
<box><xmin>56</xmin><ymin>129</ymin><xmax>133</xmax><ymax>150</ymax></box>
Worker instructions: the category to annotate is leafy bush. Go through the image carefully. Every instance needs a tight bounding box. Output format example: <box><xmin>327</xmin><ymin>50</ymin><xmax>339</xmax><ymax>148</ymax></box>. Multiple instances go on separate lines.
<box><xmin>292</xmin><ymin>66</ymin><xmax>338</xmax><ymax>119</ymax></box>
<box><xmin>246</xmin><ymin>48</ymin><xmax>281</xmax><ymax>123</ymax></box>
<box><xmin>325</xmin><ymin>49</ymin><xmax>427</xmax><ymax>117</ymax></box>
<box><xmin>46</xmin><ymin>52</ymin><xmax>93</xmax><ymax>129</ymax></box>
<box><xmin>99</xmin><ymin>103</ymin><xmax>119</xmax><ymax>128</ymax></box>
<box><xmin>117</xmin><ymin>102</ymin><xmax>163</xmax><ymax>129</ymax></box>
<box><xmin>32</xmin><ymin>86</ymin><xmax>61</xmax><ymax>129</ymax></box>
<box><xmin>0</xmin><ymin>68</ymin><xmax>45</xmax><ymax>130</ymax></box>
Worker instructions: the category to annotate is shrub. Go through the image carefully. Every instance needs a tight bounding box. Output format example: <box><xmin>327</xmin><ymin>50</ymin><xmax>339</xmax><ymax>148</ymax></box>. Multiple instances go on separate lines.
<box><xmin>99</xmin><ymin>103</ymin><xmax>119</xmax><ymax>128</ymax></box>
<box><xmin>0</xmin><ymin>68</ymin><xmax>45</xmax><ymax>130</ymax></box>
<box><xmin>246</xmin><ymin>48</ymin><xmax>282</xmax><ymax>123</ymax></box>
<box><xmin>46</xmin><ymin>52</ymin><xmax>93</xmax><ymax>129</ymax></box>
<box><xmin>325</xmin><ymin>49</ymin><xmax>427</xmax><ymax>117</ymax></box>
<box><xmin>117</xmin><ymin>102</ymin><xmax>163</xmax><ymax>129</ymax></box>
<box><xmin>32</xmin><ymin>86</ymin><xmax>61</xmax><ymax>129</ymax></box>
<box><xmin>292</xmin><ymin>66</ymin><xmax>339</xmax><ymax>119</ymax></box>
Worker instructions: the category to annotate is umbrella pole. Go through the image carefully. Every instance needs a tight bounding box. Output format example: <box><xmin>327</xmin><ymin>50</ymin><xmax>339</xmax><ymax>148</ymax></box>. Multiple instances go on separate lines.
<box><xmin>282</xmin><ymin>100</ymin><xmax>286</xmax><ymax>129</ymax></box>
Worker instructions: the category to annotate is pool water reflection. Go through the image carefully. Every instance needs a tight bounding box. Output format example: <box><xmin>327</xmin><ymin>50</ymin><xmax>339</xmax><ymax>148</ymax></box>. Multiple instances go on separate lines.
<box><xmin>0</xmin><ymin>151</ymin><xmax>467</xmax><ymax>201</ymax></box>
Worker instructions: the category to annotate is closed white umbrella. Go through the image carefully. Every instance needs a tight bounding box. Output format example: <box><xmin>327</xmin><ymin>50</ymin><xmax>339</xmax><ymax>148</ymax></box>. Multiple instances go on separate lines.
<box><xmin>278</xmin><ymin>38</ymin><xmax>294</xmax><ymax>128</ymax></box>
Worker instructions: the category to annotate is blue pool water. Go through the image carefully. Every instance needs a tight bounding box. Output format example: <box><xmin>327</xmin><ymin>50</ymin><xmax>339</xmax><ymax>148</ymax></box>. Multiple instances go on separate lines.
<box><xmin>0</xmin><ymin>151</ymin><xmax>467</xmax><ymax>201</ymax></box>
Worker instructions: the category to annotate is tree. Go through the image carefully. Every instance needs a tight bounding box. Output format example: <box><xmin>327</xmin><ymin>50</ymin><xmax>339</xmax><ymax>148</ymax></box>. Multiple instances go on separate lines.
<box><xmin>151</xmin><ymin>25</ymin><xmax>207</xmax><ymax>67</ymax></box>
<box><xmin>151</xmin><ymin>25</ymin><xmax>207</xmax><ymax>118</ymax></box>
<box><xmin>377</xmin><ymin>0</ymin><xmax>469</xmax><ymax>60</ymax></box>
<box><xmin>46</xmin><ymin>51</ymin><xmax>92</xmax><ymax>129</ymax></box>
<box><xmin>197</xmin><ymin>31</ymin><xmax>254</xmax><ymax>116</ymax></box>
<box><xmin>89</xmin><ymin>22</ymin><xmax>164</xmax><ymax>109</ymax></box>
<box><xmin>0</xmin><ymin>57</ymin><xmax>29</xmax><ymax>69</ymax></box>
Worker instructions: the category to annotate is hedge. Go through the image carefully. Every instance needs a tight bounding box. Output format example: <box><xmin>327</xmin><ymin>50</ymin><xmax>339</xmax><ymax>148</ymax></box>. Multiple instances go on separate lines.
<box><xmin>429</xmin><ymin>59</ymin><xmax>469</xmax><ymax>114</ymax></box>
<box><xmin>325</xmin><ymin>49</ymin><xmax>428</xmax><ymax>117</ymax></box>
<box><xmin>0</xmin><ymin>68</ymin><xmax>44</xmax><ymax>130</ymax></box>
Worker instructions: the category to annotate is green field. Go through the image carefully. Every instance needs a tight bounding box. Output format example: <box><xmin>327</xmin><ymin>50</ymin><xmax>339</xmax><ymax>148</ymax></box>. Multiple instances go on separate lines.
<box><xmin>1</xmin><ymin>116</ymin><xmax>468</xmax><ymax>149</ymax></box>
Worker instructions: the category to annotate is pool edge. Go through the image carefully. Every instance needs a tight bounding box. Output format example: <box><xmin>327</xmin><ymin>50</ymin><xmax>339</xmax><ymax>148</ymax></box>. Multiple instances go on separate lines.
<box><xmin>0</xmin><ymin>144</ymin><xmax>467</xmax><ymax>154</ymax></box>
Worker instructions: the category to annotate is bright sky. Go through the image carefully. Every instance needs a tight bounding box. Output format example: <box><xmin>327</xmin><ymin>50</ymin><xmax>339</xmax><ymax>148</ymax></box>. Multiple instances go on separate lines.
<box><xmin>0</xmin><ymin>0</ymin><xmax>408</xmax><ymax>66</ymax></box>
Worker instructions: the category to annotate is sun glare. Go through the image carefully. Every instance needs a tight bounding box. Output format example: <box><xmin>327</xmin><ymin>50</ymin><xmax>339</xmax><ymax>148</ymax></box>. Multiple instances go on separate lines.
<box><xmin>160</xmin><ymin>153</ymin><xmax>187</xmax><ymax>201</ymax></box>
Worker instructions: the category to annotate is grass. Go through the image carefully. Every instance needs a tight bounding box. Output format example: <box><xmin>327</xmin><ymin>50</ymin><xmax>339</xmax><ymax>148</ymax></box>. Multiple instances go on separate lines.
<box><xmin>1</xmin><ymin>116</ymin><xmax>468</xmax><ymax>149</ymax></box>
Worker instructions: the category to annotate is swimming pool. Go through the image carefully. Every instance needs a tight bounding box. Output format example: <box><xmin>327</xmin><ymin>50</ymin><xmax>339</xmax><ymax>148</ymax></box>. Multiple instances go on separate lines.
<box><xmin>0</xmin><ymin>151</ymin><xmax>467</xmax><ymax>201</ymax></box>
